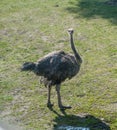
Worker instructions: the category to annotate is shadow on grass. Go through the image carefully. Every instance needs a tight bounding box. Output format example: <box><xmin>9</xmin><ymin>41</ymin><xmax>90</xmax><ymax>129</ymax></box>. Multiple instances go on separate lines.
<box><xmin>65</xmin><ymin>0</ymin><xmax>117</xmax><ymax>25</ymax></box>
<box><xmin>49</xmin><ymin>108</ymin><xmax>110</xmax><ymax>130</ymax></box>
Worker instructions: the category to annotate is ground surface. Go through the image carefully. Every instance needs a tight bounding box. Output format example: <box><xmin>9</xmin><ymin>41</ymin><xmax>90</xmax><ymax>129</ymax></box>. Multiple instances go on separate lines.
<box><xmin>0</xmin><ymin>0</ymin><xmax>117</xmax><ymax>130</ymax></box>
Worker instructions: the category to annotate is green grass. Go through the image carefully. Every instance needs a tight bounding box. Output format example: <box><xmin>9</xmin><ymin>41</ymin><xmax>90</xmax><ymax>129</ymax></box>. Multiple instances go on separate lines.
<box><xmin>0</xmin><ymin>0</ymin><xmax>117</xmax><ymax>129</ymax></box>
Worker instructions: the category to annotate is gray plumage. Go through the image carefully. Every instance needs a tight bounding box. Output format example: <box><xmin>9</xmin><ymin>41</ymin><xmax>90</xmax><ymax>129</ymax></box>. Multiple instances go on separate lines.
<box><xmin>21</xmin><ymin>29</ymin><xmax>82</xmax><ymax>110</ymax></box>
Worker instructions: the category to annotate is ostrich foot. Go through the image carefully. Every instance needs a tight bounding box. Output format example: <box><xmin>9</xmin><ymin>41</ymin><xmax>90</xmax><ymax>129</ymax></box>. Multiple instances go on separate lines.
<box><xmin>59</xmin><ymin>105</ymin><xmax>72</xmax><ymax>110</ymax></box>
<box><xmin>47</xmin><ymin>102</ymin><xmax>54</xmax><ymax>108</ymax></box>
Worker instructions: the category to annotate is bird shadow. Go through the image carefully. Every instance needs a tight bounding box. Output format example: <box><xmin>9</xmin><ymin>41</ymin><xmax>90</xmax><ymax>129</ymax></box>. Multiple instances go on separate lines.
<box><xmin>49</xmin><ymin>108</ymin><xmax>110</xmax><ymax>130</ymax></box>
<box><xmin>65</xmin><ymin>0</ymin><xmax>117</xmax><ymax>25</ymax></box>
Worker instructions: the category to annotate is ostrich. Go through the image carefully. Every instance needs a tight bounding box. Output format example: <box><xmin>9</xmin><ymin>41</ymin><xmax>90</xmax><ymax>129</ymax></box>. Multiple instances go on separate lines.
<box><xmin>21</xmin><ymin>29</ymin><xmax>82</xmax><ymax>110</ymax></box>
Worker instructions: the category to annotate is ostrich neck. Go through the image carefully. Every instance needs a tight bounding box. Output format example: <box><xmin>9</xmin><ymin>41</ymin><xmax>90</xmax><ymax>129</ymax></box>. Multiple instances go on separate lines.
<box><xmin>70</xmin><ymin>33</ymin><xmax>82</xmax><ymax>64</ymax></box>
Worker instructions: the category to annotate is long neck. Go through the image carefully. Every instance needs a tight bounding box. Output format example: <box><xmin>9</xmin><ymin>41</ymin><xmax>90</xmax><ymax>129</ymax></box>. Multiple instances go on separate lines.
<box><xmin>70</xmin><ymin>33</ymin><xmax>82</xmax><ymax>65</ymax></box>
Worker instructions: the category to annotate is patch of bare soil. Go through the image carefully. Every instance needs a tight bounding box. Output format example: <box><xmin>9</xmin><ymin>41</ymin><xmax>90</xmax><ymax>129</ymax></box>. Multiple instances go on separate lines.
<box><xmin>0</xmin><ymin>87</ymin><xmax>31</xmax><ymax>130</ymax></box>
<box><xmin>0</xmin><ymin>119</ymin><xmax>24</xmax><ymax>130</ymax></box>
<box><xmin>99</xmin><ymin>102</ymin><xmax>117</xmax><ymax>112</ymax></box>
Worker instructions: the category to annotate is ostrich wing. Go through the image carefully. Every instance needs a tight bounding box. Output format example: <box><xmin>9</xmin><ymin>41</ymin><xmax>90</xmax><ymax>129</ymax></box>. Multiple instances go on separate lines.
<box><xmin>34</xmin><ymin>51</ymin><xmax>65</xmax><ymax>76</ymax></box>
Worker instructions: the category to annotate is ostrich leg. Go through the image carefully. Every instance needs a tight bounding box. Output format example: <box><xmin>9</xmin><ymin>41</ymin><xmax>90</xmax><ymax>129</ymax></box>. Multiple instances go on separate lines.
<box><xmin>47</xmin><ymin>85</ymin><xmax>53</xmax><ymax>108</ymax></box>
<box><xmin>56</xmin><ymin>84</ymin><xmax>72</xmax><ymax>110</ymax></box>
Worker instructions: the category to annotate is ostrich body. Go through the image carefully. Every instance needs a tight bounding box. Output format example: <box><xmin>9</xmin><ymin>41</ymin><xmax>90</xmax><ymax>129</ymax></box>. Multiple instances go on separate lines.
<box><xmin>21</xmin><ymin>29</ymin><xmax>82</xmax><ymax>110</ymax></box>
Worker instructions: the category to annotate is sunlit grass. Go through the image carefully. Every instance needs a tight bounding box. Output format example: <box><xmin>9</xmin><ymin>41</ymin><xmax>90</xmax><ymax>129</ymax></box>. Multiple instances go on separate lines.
<box><xmin>0</xmin><ymin>0</ymin><xmax>117</xmax><ymax>129</ymax></box>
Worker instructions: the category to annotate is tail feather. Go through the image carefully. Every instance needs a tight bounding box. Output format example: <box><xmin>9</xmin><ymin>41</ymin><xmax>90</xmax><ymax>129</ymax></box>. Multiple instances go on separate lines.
<box><xmin>21</xmin><ymin>62</ymin><xmax>36</xmax><ymax>71</ymax></box>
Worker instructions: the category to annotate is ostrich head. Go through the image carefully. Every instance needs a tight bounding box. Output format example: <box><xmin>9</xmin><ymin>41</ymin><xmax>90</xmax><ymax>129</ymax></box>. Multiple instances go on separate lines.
<box><xmin>68</xmin><ymin>28</ymin><xmax>74</xmax><ymax>35</ymax></box>
<box><xmin>21</xmin><ymin>62</ymin><xmax>36</xmax><ymax>71</ymax></box>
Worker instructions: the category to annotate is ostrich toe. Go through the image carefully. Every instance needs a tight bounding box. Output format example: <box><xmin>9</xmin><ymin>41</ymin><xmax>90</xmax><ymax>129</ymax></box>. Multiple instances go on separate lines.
<box><xmin>59</xmin><ymin>105</ymin><xmax>72</xmax><ymax>110</ymax></box>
